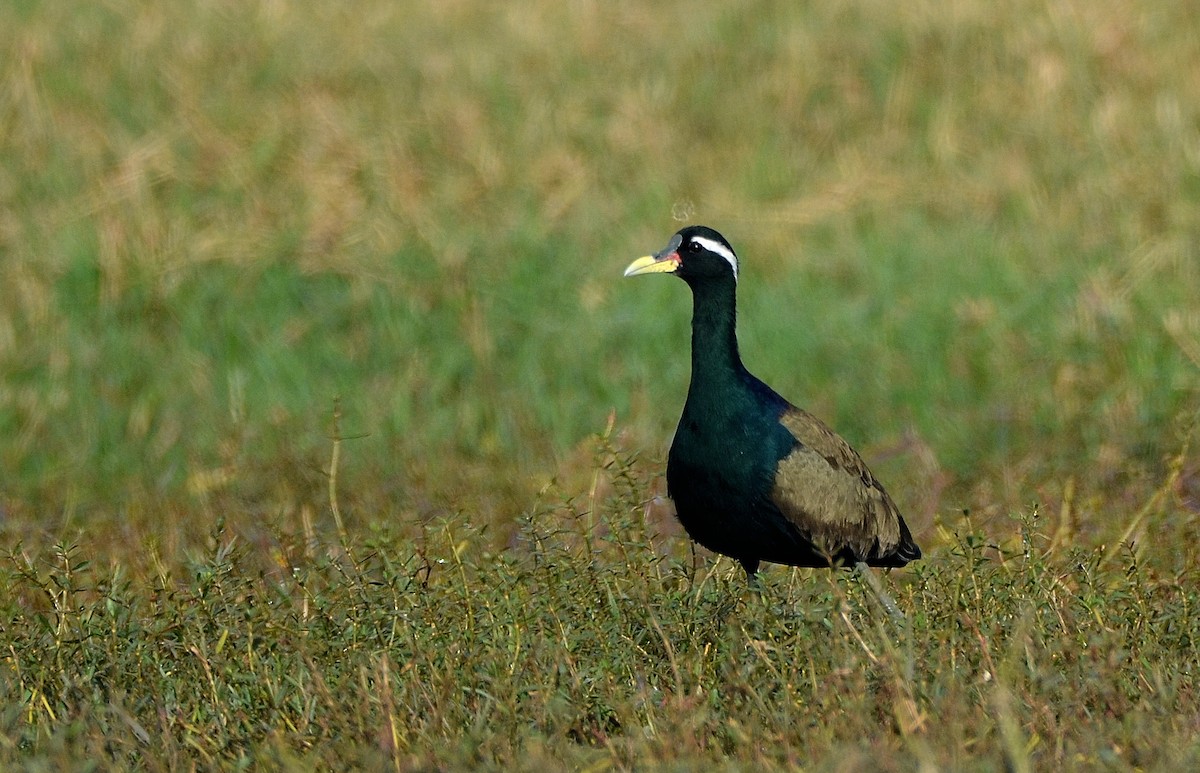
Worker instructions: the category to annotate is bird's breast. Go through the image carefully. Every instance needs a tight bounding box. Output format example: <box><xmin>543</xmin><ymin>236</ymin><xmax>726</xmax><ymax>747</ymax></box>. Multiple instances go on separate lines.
<box><xmin>667</xmin><ymin>413</ymin><xmax>779</xmax><ymax>506</ymax></box>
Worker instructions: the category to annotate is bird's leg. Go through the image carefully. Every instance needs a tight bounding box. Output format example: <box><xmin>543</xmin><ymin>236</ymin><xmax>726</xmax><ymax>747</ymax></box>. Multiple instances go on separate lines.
<box><xmin>738</xmin><ymin>557</ymin><xmax>764</xmax><ymax>595</ymax></box>
<box><xmin>855</xmin><ymin>562</ymin><xmax>905</xmax><ymax>624</ymax></box>
<box><xmin>855</xmin><ymin>562</ymin><xmax>916</xmax><ymax>683</ymax></box>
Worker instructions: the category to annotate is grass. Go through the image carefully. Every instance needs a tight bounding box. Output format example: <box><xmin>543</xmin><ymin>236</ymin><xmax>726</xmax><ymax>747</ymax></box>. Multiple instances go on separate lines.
<box><xmin>3</xmin><ymin>443</ymin><xmax>1199</xmax><ymax>770</ymax></box>
<box><xmin>2</xmin><ymin>0</ymin><xmax>1200</xmax><ymax>769</ymax></box>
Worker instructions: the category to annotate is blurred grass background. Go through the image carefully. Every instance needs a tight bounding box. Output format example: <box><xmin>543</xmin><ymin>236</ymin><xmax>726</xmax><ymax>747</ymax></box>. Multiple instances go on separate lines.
<box><xmin>3</xmin><ymin>0</ymin><xmax>1199</xmax><ymax>547</ymax></box>
<box><xmin>3</xmin><ymin>0</ymin><xmax>1200</xmax><ymax>768</ymax></box>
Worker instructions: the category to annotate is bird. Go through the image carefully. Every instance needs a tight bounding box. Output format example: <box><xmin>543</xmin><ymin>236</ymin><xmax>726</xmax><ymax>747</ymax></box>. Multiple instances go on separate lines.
<box><xmin>623</xmin><ymin>225</ymin><xmax>921</xmax><ymax>581</ymax></box>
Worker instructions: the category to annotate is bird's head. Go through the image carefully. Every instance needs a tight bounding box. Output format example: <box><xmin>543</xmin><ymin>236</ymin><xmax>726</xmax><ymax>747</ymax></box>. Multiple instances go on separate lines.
<box><xmin>624</xmin><ymin>225</ymin><xmax>739</xmax><ymax>286</ymax></box>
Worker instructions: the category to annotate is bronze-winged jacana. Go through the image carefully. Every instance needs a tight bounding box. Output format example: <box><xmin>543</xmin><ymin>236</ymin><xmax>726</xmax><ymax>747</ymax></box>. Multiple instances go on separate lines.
<box><xmin>624</xmin><ymin>225</ymin><xmax>921</xmax><ymax>579</ymax></box>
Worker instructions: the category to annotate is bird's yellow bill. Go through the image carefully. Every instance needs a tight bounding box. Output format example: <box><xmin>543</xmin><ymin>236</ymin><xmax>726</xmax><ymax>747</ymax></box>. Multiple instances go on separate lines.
<box><xmin>623</xmin><ymin>254</ymin><xmax>680</xmax><ymax>277</ymax></box>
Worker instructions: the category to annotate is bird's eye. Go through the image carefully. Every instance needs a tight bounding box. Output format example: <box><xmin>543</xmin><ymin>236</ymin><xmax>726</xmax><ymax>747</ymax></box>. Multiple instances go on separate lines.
<box><xmin>686</xmin><ymin>240</ymin><xmax>703</xmax><ymax>253</ymax></box>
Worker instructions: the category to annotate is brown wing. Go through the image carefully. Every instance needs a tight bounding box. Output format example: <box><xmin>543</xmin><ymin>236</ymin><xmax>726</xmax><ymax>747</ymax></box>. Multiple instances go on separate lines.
<box><xmin>770</xmin><ymin>407</ymin><xmax>905</xmax><ymax>562</ymax></box>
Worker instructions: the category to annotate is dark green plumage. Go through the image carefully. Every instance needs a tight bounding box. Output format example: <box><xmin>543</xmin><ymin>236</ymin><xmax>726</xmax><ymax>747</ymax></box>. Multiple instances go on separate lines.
<box><xmin>625</xmin><ymin>225</ymin><xmax>921</xmax><ymax>576</ymax></box>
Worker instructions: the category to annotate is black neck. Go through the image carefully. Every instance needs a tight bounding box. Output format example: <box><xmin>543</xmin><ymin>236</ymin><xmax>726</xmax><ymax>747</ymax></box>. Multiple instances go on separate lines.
<box><xmin>686</xmin><ymin>276</ymin><xmax>745</xmax><ymax>392</ymax></box>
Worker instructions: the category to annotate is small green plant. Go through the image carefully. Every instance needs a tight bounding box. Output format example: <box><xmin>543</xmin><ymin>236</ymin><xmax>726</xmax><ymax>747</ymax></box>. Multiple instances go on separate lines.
<box><xmin>3</xmin><ymin>438</ymin><xmax>1199</xmax><ymax>770</ymax></box>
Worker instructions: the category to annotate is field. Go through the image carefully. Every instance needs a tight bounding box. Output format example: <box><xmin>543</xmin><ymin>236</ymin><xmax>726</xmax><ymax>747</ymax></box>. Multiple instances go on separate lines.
<box><xmin>2</xmin><ymin>0</ymin><xmax>1200</xmax><ymax>769</ymax></box>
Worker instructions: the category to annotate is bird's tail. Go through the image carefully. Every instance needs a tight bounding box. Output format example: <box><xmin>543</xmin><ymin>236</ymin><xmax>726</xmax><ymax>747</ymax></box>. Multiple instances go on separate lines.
<box><xmin>866</xmin><ymin>516</ymin><xmax>921</xmax><ymax>568</ymax></box>
<box><xmin>893</xmin><ymin>516</ymin><xmax>922</xmax><ymax>563</ymax></box>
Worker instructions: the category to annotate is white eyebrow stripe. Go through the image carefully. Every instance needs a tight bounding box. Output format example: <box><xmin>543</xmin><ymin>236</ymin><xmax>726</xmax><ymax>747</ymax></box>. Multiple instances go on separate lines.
<box><xmin>690</xmin><ymin>236</ymin><xmax>738</xmax><ymax>280</ymax></box>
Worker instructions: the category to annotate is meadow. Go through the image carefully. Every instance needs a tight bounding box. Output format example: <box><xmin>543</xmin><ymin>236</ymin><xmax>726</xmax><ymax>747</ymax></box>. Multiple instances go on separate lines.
<box><xmin>2</xmin><ymin>0</ymin><xmax>1199</xmax><ymax>769</ymax></box>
